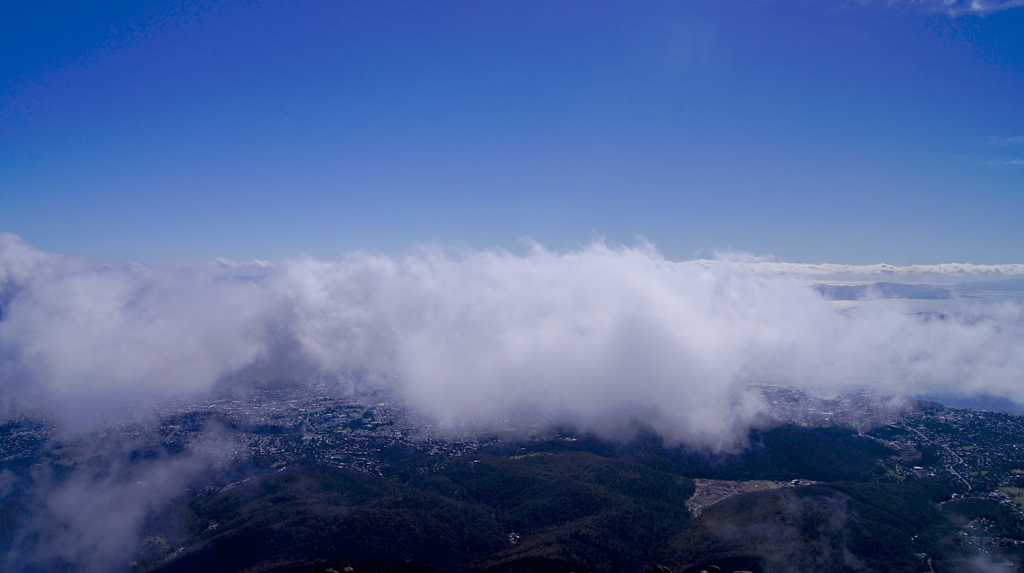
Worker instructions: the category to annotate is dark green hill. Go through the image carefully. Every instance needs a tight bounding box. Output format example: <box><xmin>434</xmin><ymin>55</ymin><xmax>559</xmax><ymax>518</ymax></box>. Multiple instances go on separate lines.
<box><xmin>157</xmin><ymin>465</ymin><xmax>503</xmax><ymax>573</ymax></box>
<box><xmin>666</xmin><ymin>480</ymin><xmax>956</xmax><ymax>573</ymax></box>
<box><xmin>628</xmin><ymin>425</ymin><xmax>892</xmax><ymax>482</ymax></box>
<box><xmin>153</xmin><ymin>447</ymin><xmax>695</xmax><ymax>573</ymax></box>
<box><xmin>143</xmin><ymin>425</ymin><xmax>1019</xmax><ymax>573</ymax></box>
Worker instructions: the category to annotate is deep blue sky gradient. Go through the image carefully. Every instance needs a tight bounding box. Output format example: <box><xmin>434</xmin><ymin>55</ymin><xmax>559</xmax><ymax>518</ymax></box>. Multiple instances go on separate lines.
<box><xmin>2</xmin><ymin>1</ymin><xmax>1023</xmax><ymax>264</ymax></box>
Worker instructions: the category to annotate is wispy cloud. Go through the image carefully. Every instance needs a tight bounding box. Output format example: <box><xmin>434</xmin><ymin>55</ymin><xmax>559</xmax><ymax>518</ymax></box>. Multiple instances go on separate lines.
<box><xmin>982</xmin><ymin>158</ymin><xmax>1024</xmax><ymax>166</ymax></box>
<box><xmin>3</xmin><ymin>440</ymin><xmax>226</xmax><ymax>573</ymax></box>
<box><xmin>883</xmin><ymin>0</ymin><xmax>1024</xmax><ymax>15</ymax></box>
<box><xmin>989</xmin><ymin>135</ymin><xmax>1024</xmax><ymax>146</ymax></box>
<box><xmin>974</xmin><ymin>136</ymin><xmax>1024</xmax><ymax>166</ymax></box>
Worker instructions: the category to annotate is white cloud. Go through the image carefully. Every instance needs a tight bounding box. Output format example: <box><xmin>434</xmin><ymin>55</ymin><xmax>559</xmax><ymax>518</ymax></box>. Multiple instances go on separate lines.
<box><xmin>2</xmin><ymin>234</ymin><xmax>1023</xmax><ymax>448</ymax></box>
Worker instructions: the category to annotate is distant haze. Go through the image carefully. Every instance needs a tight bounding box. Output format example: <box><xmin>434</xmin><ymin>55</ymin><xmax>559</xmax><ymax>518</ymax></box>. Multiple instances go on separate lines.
<box><xmin>1</xmin><ymin>233</ymin><xmax>1022</xmax><ymax>449</ymax></box>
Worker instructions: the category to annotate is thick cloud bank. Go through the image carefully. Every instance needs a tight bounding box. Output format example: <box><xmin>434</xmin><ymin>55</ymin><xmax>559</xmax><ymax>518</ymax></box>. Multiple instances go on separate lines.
<box><xmin>1</xmin><ymin>233</ymin><xmax>1022</xmax><ymax>447</ymax></box>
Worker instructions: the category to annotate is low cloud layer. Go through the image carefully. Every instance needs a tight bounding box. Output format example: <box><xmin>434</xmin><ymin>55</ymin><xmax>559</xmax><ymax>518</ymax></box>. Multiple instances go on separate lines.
<box><xmin>1</xmin><ymin>233</ymin><xmax>1023</xmax><ymax>448</ymax></box>
<box><xmin>735</xmin><ymin>260</ymin><xmax>1024</xmax><ymax>284</ymax></box>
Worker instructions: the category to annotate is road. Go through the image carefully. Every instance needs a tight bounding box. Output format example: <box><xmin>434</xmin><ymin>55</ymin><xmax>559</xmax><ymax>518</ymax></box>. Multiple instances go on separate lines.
<box><xmin>904</xmin><ymin>424</ymin><xmax>972</xmax><ymax>491</ymax></box>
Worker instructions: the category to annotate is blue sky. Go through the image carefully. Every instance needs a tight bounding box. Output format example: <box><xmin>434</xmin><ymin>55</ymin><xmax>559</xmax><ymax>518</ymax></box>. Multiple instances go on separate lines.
<box><xmin>2</xmin><ymin>0</ymin><xmax>1022</xmax><ymax>264</ymax></box>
